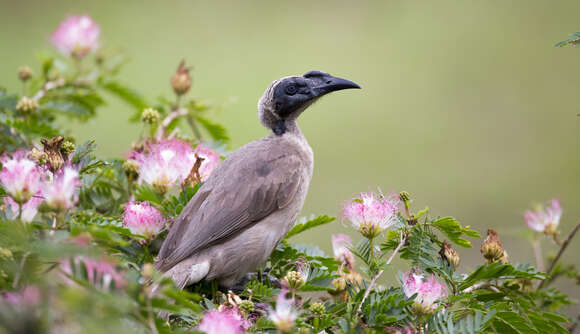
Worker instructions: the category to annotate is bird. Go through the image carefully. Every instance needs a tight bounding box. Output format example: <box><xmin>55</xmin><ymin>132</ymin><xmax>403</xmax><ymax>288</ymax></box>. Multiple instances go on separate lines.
<box><xmin>154</xmin><ymin>70</ymin><xmax>360</xmax><ymax>289</ymax></box>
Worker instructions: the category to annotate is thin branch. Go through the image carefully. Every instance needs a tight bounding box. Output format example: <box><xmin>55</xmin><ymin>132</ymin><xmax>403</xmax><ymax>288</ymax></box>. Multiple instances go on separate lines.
<box><xmin>156</xmin><ymin>108</ymin><xmax>188</xmax><ymax>141</ymax></box>
<box><xmin>532</xmin><ymin>239</ymin><xmax>544</xmax><ymax>272</ymax></box>
<box><xmin>12</xmin><ymin>252</ymin><xmax>30</xmax><ymax>289</ymax></box>
<box><xmin>357</xmin><ymin>233</ymin><xmax>405</xmax><ymax>315</ymax></box>
<box><xmin>186</xmin><ymin>115</ymin><xmax>203</xmax><ymax>141</ymax></box>
<box><xmin>538</xmin><ymin>221</ymin><xmax>580</xmax><ymax>289</ymax></box>
<box><xmin>462</xmin><ymin>282</ymin><xmax>500</xmax><ymax>293</ymax></box>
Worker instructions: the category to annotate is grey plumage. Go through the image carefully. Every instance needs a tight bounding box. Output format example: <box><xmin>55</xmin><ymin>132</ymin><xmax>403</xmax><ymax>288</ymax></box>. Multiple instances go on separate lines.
<box><xmin>155</xmin><ymin>70</ymin><xmax>360</xmax><ymax>289</ymax></box>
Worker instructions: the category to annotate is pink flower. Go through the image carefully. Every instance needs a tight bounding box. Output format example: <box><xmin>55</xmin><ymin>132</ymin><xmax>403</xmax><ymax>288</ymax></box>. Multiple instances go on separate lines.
<box><xmin>402</xmin><ymin>270</ymin><xmax>448</xmax><ymax>314</ymax></box>
<box><xmin>51</xmin><ymin>15</ymin><xmax>100</xmax><ymax>58</ymax></box>
<box><xmin>269</xmin><ymin>289</ymin><xmax>298</xmax><ymax>332</ymax></box>
<box><xmin>3</xmin><ymin>286</ymin><xmax>41</xmax><ymax>309</ymax></box>
<box><xmin>4</xmin><ymin>195</ymin><xmax>43</xmax><ymax>222</ymax></box>
<box><xmin>332</xmin><ymin>234</ymin><xmax>355</xmax><ymax>267</ymax></box>
<box><xmin>198</xmin><ymin>310</ymin><xmax>245</xmax><ymax>334</ymax></box>
<box><xmin>123</xmin><ymin>201</ymin><xmax>165</xmax><ymax>240</ymax></box>
<box><xmin>42</xmin><ymin>166</ymin><xmax>81</xmax><ymax>210</ymax></box>
<box><xmin>60</xmin><ymin>256</ymin><xmax>126</xmax><ymax>290</ymax></box>
<box><xmin>524</xmin><ymin>199</ymin><xmax>562</xmax><ymax>236</ymax></box>
<box><xmin>132</xmin><ymin>139</ymin><xmax>219</xmax><ymax>193</ymax></box>
<box><xmin>343</xmin><ymin>191</ymin><xmax>399</xmax><ymax>238</ymax></box>
<box><xmin>193</xmin><ymin>144</ymin><xmax>221</xmax><ymax>182</ymax></box>
<box><xmin>0</xmin><ymin>151</ymin><xmax>42</xmax><ymax>204</ymax></box>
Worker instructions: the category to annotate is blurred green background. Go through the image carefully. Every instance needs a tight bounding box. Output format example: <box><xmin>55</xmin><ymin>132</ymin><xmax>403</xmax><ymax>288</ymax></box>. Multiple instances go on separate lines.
<box><xmin>1</xmin><ymin>0</ymin><xmax>579</xmax><ymax>296</ymax></box>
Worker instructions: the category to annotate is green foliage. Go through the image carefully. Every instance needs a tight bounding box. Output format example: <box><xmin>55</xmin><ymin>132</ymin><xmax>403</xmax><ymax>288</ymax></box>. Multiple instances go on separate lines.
<box><xmin>555</xmin><ymin>32</ymin><xmax>580</xmax><ymax>48</ymax></box>
<box><xmin>431</xmin><ymin>217</ymin><xmax>480</xmax><ymax>248</ymax></box>
<box><xmin>284</xmin><ymin>215</ymin><xmax>335</xmax><ymax>239</ymax></box>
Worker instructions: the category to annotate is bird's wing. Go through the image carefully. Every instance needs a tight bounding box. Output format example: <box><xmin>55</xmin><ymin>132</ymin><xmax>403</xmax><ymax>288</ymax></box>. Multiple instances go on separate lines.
<box><xmin>155</xmin><ymin>148</ymin><xmax>303</xmax><ymax>272</ymax></box>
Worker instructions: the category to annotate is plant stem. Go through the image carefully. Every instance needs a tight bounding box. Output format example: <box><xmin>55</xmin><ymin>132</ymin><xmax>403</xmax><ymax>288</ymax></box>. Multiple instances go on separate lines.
<box><xmin>538</xmin><ymin>221</ymin><xmax>580</xmax><ymax>290</ymax></box>
<box><xmin>532</xmin><ymin>238</ymin><xmax>544</xmax><ymax>272</ymax></box>
<box><xmin>186</xmin><ymin>115</ymin><xmax>203</xmax><ymax>141</ymax></box>
<box><xmin>12</xmin><ymin>252</ymin><xmax>30</xmax><ymax>289</ymax></box>
<box><xmin>357</xmin><ymin>233</ymin><xmax>405</xmax><ymax>315</ymax></box>
<box><xmin>368</xmin><ymin>237</ymin><xmax>374</xmax><ymax>266</ymax></box>
<box><xmin>17</xmin><ymin>202</ymin><xmax>23</xmax><ymax>221</ymax></box>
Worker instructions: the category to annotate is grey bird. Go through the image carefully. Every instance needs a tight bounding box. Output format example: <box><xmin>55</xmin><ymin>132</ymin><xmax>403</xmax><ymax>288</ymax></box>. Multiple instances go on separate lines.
<box><xmin>154</xmin><ymin>70</ymin><xmax>360</xmax><ymax>289</ymax></box>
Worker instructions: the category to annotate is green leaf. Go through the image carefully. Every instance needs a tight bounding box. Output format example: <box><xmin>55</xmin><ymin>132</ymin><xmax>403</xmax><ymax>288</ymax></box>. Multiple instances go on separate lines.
<box><xmin>431</xmin><ymin>217</ymin><xmax>480</xmax><ymax>248</ymax></box>
<box><xmin>195</xmin><ymin>115</ymin><xmax>230</xmax><ymax>142</ymax></box>
<box><xmin>100</xmin><ymin>80</ymin><xmax>147</xmax><ymax>110</ymax></box>
<box><xmin>285</xmin><ymin>215</ymin><xmax>335</xmax><ymax>239</ymax></box>
<box><xmin>555</xmin><ymin>32</ymin><xmax>580</xmax><ymax>48</ymax></box>
<box><xmin>458</xmin><ymin>262</ymin><xmax>546</xmax><ymax>290</ymax></box>
<box><xmin>134</xmin><ymin>185</ymin><xmax>165</xmax><ymax>207</ymax></box>
<box><xmin>493</xmin><ymin>311</ymin><xmax>538</xmax><ymax>334</ymax></box>
<box><xmin>542</xmin><ymin>312</ymin><xmax>568</xmax><ymax>323</ymax></box>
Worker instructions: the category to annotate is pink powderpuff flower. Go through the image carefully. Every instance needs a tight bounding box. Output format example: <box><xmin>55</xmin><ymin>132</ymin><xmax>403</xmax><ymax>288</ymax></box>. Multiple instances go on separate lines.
<box><xmin>3</xmin><ymin>286</ymin><xmax>41</xmax><ymax>309</ymax></box>
<box><xmin>198</xmin><ymin>310</ymin><xmax>246</xmax><ymax>334</ymax></box>
<box><xmin>343</xmin><ymin>191</ymin><xmax>399</xmax><ymax>239</ymax></box>
<box><xmin>42</xmin><ymin>166</ymin><xmax>81</xmax><ymax>211</ymax></box>
<box><xmin>269</xmin><ymin>289</ymin><xmax>298</xmax><ymax>333</ymax></box>
<box><xmin>402</xmin><ymin>270</ymin><xmax>448</xmax><ymax>314</ymax></box>
<box><xmin>123</xmin><ymin>201</ymin><xmax>165</xmax><ymax>241</ymax></box>
<box><xmin>4</xmin><ymin>194</ymin><xmax>43</xmax><ymax>223</ymax></box>
<box><xmin>524</xmin><ymin>199</ymin><xmax>562</xmax><ymax>236</ymax></box>
<box><xmin>193</xmin><ymin>144</ymin><xmax>221</xmax><ymax>182</ymax></box>
<box><xmin>0</xmin><ymin>151</ymin><xmax>42</xmax><ymax>204</ymax></box>
<box><xmin>51</xmin><ymin>15</ymin><xmax>100</xmax><ymax>58</ymax></box>
<box><xmin>60</xmin><ymin>256</ymin><xmax>126</xmax><ymax>290</ymax></box>
<box><xmin>332</xmin><ymin>234</ymin><xmax>355</xmax><ymax>268</ymax></box>
<box><xmin>132</xmin><ymin>139</ymin><xmax>219</xmax><ymax>193</ymax></box>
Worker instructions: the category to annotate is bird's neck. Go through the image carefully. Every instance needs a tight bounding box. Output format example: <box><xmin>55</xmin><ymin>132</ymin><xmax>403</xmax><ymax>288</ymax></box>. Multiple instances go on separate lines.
<box><xmin>272</xmin><ymin>119</ymin><xmax>302</xmax><ymax>137</ymax></box>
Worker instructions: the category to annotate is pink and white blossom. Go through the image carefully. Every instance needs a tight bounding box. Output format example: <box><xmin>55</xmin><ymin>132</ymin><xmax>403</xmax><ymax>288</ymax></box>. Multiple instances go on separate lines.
<box><xmin>0</xmin><ymin>151</ymin><xmax>42</xmax><ymax>204</ymax></box>
<box><xmin>332</xmin><ymin>234</ymin><xmax>355</xmax><ymax>267</ymax></box>
<box><xmin>269</xmin><ymin>289</ymin><xmax>298</xmax><ymax>332</ymax></box>
<box><xmin>132</xmin><ymin>139</ymin><xmax>219</xmax><ymax>193</ymax></box>
<box><xmin>51</xmin><ymin>15</ymin><xmax>100</xmax><ymax>58</ymax></box>
<box><xmin>524</xmin><ymin>199</ymin><xmax>562</xmax><ymax>235</ymax></box>
<box><xmin>198</xmin><ymin>310</ymin><xmax>245</xmax><ymax>334</ymax></box>
<box><xmin>343</xmin><ymin>192</ymin><xmax>399</xmax><ymax>238</ymax></box>
<box><xmin>123</xmin><ymin>201</ymin><xmax>165</xmax><ymax>240</ymax></box>
<box><xmin>3</xmin><ymin>286</ymin><xmax>41</xmax><ymax>309</ymax></box>
<box><xmin>4</xmin><ymin>195</ymin><xmax>43</xmax><ymax>223</ymax></box>
<box><xmin>402</xmin><ymin>270</ymin><xmax>448</xmax><ymax>314</ymax></box>
<box><xmin>42</xmin><ymin>166</ymin><xmax>81</xmax><ymax>210</ymax></box>
<box><xmin>60</xmin><ymin>256</ymin><xmax>126</xmax><ymax>290</ymax></box>
<box><xmin>193</xmin><ymin>144</ymin><xmax>221</xmax><ymax>182</ymax></box>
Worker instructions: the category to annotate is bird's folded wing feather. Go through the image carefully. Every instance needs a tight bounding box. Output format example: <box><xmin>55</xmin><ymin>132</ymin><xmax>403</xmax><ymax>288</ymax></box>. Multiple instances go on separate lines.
<box><xmin>155</xmin><ymin>150</ymin><xmax>303</xmax><ymax>272</ymax></box>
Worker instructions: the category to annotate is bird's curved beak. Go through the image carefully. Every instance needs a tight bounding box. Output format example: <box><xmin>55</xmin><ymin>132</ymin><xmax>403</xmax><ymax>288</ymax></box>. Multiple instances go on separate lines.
<box><xmin>311</xmin><ymin>74</ymin><xmax>361</xmax><ymax>97</ymax></box>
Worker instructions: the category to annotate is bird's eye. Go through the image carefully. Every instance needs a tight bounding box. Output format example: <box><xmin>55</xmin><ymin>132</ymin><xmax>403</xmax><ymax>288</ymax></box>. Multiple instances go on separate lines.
<box><xmin>285</xmin><ymin>85</ymin><xmax>297</xmax><ymax>95</ymax></box>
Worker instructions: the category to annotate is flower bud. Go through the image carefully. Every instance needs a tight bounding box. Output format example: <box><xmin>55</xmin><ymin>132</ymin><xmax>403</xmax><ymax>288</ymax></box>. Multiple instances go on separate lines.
<box><xmin>141</xmin><ymin>108</ymin><xmax>160</xmax><ymax>124</ymax></box>
<box><xmin>60</xmin><ymin>140</ymin><xmax>76</xmax><ymax>156</ymax></box>
<box><xmin>170</xmin><ymin>60</ymin><xmax>192</xmax><ymax>96</ymax></box>
<box><xmin>141</xmin><ymin>263</ymin><xmax>154</xmax><ymax>278</ymax></box>
<box><xmin>399</xmin><ymin>191</ymin><xmax>411</xmax><ymax>203</ymax></box>
<box><xmin>481</xmin><ymin>229</ymin><xmax>508</xmax><ymax>264</ymax></box>
<box><xmin>41</xmin><ymin>136</ymin><xmax>65</xmax><ymax>173</ymax></box>
<box><xmin>16</xmin><ymin>97</ymin><xmax>38</xmax><ymax>113</ymax></box>
<box><xmin>0</xmin><ymin>247</ymin><xmax>13</xmax><ymax>260</ymax></box>
<box><xmin>309</xmin><ymin>302</ymin><xmax>325</xmax><ymax>315</ymax></box>
<box><xmin>122</xmin><ymin>159</ymin><xmax>139</xmax><ymax>181</ymax></box>
<box><xmin>28</xmin><ymin>148</ymin><xmax>48</xmax><ymax>166</ymax></box>
<box><xmin>332</xmin><ymin>276</ymin><xmax>347</xmax><ymax>291</ymax></box>
<box><xmin>239</xmin><ymin>300</ymin><xmax>255</xmax><ymax>313</ymax></box>
<box><xmin>18</xmin><ymin>66</ymin><xmax>33</xmax><ymax>82</ymax></box>
<box><xmin>440</xmin><ymin>240</ymin><xmax>460</xmax><ymax>270</ymax></box>
<box><xmin>283</xmin><ymin>270</ymin><xmax>305</xmax><ymax>290</ymax></box>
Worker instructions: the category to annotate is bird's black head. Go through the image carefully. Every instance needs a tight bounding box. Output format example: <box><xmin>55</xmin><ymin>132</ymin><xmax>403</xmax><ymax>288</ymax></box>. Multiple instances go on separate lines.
<box><xmin>259</xmin><ymin>70</ymin><xmax>360</xmax><ymax>135</ymax></box>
